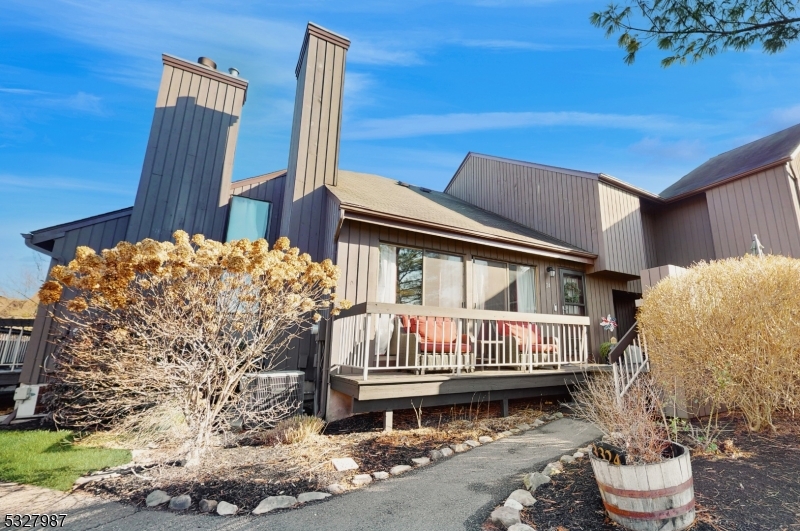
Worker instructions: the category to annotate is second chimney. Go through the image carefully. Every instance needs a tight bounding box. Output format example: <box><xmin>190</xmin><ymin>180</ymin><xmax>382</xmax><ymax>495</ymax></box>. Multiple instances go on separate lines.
<box><xmin>280</xmin><ymin>23</ymin><xmax>350</xmax><ymax>260</ymax></box>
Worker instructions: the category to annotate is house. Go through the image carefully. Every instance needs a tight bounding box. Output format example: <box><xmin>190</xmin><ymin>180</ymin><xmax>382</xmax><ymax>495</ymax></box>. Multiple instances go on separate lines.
<box><xmin>13</xmin><ymin>23</ymin><xmax>800</xmax><ymax>422</ymax></box>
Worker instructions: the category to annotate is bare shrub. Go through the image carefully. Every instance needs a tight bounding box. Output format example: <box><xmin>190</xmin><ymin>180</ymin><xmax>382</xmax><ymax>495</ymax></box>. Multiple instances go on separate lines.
<box><xmin>271</xmin><ymin>415</ymin><xmax>326</xmax><ymax>445</ymax></box>
<box><xmin>570</xmin><ymin>373</ymin><xmax>670</xmax><ymax>464</ymax></box>
<box><xmin>638</xmin><ymin>255</ymin><xmax>800</xmax><ymax>432</ymax></box>
<box><xmin>38</xmin><ymin>232</ymin><xmax>349</xmax><ymax>464</ymax></box>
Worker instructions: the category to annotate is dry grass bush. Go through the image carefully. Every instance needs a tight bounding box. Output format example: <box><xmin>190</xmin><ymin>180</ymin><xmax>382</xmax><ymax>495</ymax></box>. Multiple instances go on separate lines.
<box><xmin>38</xmin><ymin>232</ymin><xmax>349</xmax><ymax>465</ymax></box>
<box><xmin>638</xmin><ymin>255</ymin><xmax>800</xmax><ymax>432</ymax></box>
<box><xmin>571</xmin><ymin>373</ymin><xmax>670</xmax><ymax>464</ymax></box>
<box><xmin>271</xmin><ymin>415</ymin><xmax>326</xmax><ymax>445</ymax></box>
<box><xmin>80</xmin><ymin>402</ymin><xmax>192</xmax><ymax>450</ymax></box>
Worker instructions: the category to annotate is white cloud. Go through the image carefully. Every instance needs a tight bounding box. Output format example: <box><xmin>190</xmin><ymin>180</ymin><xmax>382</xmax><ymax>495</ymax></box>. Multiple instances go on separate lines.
<box><xmin>39</xmin><ymin>92</ymin><xmax>104</xmax><ymax>115</ymax></box>
<box><xmin>0</xmin><ymin>88</ymin><xmax>48</xmax><ymax>95</ymax></box>
<box><xmin>5</xmin><ymin>0</ymin><xmax>301</xmax><ymax>88</ymax></box>
<box><xmin>346</xmin><ymin>111</ymin><xmax>700</xmax><ymax>139</ymax></box>
<box><xmin>348</xmin><ymin>44</ymin><xmax>424</xmax><ymax>66</ymax></box>
<box><xmin>0</xmin><ymin>174</ymin><xmax>131</xmax><ymax>195</ymax></box>
<box><xmin>628</xmin><ymin>137</ymin><xmax>706</xmax><ymax>161</ymax></box>
<box><xmin>466</xmin><ymin>0</ymin><xmax>561</xmax><ymax>5</ymax></box>
<box><xmin>457</xmin><ymin>39</ymin><xmax>555</xmax><ymax>51</ymax></box>
<box><xmin>3</xmin><ymin>0</ymin><xmax>428</xmax><ymax>94</ymax></box>
<box><xmin>768</xmin><ymin>104</ymin><xmax>800</xmax><ymax>129</ymax></box>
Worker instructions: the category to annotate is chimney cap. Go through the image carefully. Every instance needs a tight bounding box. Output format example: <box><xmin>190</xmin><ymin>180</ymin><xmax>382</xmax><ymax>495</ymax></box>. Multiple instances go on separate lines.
<box><xmin>198</xmin><ymin>57</ymin><xmax>217</xmax><ymax>70</ymax></box>
<box><xmin>228</xmin><ymin>67</ymin><xmax>240</xmax><ymax>77</ymax></box>
<box><xmin>296</xmin><ymin>22</ymin><xmax>351</xmax><ymax>78</ymax></box>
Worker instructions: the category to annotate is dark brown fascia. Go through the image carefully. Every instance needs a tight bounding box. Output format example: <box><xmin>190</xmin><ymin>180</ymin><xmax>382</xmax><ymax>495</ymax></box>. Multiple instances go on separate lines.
<box><xmin>295</xmin><ymin>22</ymin><xmax>351</xmax><ymax>78</ymax></box>
<box><xmin>22</xmin><ymin>207</ymin><xmax>135</xmax><ymax>257</ymax></box>
<box><xmin>597</xmin><ymin>173</ymin><xmax>662</xmax><ymax>201</ymax></box>
<box><xmin>444</xmin><ymin>152</ymin><xmax>600</xmax><ymax>194</ymax></box>
<box><xmin>655</xmin><ymin>158</ymin><xmax>793</xmax><ymax>203</ymax></box>
<box><xmin>230</xmin><ymin>169</ymin><xmax>287</xmax><ymax>191</ymax></box>
<box><xmin>162</xmin><ymin>54</ymin><xmax>249</xmax><ymax>99</ymax></box>
<box><xmin>336</xmin><ymin>202</ymin><xmax>597</xmax><ymax>263</ymax></box>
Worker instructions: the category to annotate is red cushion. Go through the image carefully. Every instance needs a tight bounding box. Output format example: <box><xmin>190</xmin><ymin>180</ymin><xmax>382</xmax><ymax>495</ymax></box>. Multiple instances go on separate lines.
<box><xmin>420</xmin><ymin>341</ymin><xmax>470</xmax><ymax>353</ymax></box>
<box><xmin>497</xmin><ymin>321</ymin><xmax>540</xmax><ymax>344</ymax></box>
<box><xmin>404</xmin><ymin>316</ymin><xmax>459</xmax><ymax>343</ymax></box>
<box><xmin>523</xmin><ymin>343</ymin><xmax>558</xmax><ymax>353</ymax></box>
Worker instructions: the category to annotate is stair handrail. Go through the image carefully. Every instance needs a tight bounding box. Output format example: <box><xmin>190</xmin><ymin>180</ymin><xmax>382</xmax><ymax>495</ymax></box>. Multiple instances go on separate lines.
<box><xmin>608</xmin><ymin>321</ymin><xmax>640</xmax><ymax>364</ymax></box>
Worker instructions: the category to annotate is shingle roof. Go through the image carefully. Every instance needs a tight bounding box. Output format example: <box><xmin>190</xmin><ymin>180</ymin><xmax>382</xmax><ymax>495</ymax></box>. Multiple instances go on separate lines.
<box><xmin>328</xmin><ymin>170</ymin><xmax>594</xmax><ymax>257</ymax></box>
<box><xmin>661</xmin><ymin>123</ymin><xmax>800</xmax><ymax>199</ymax></box>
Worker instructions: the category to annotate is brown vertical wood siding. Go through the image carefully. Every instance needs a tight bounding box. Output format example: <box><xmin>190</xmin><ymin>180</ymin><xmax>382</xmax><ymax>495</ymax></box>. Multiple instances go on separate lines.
<box><xmin>706</xmin><ymin>166</ymin><xmax>800</xmax><ymax>258</ymax></box>
<box><xmin>280</xmin><ymin>28</ymin><xmax>348</xmax><ymax>261</ymax></box>
<box><xmin>446</xmin><ymin>155</ymin><xmax>601</xmax><ymax>255</ymax></box>
<box><xmin>127</xmin><ymin>56</ymin><xmax>247</xmax><ymax>244</ymax></box>
<box><xmin>21</xmin><ymin>214</ymin><xmax>131</xmax><ymax>384</ymax></box>
<box><xmin>230</xmin><ymin>174</ymin><xmax>286</xmax><ymax>244</ymax></box>
<box><xmin>639</xmin><ymin>205</ymin><xmax>659</xmax><ymax>268</ymax></box>
<box><xmin>446</xmin><ymin>154</ymin><xmax>648</xmax><ymax>278</ymax></box>
<box><xmin>596</xmin><ymin>183</ymin><xmax>647</xmax><ymax>277</ymax></box>
<box><xmin>643</xmin><ymin>195</ymin><xmax>715</xmax><ymax>268</ymax></box>
<box><xmin>333</xmin><ymin>219</ymin><xmax>619</xmax><ymax>357</ymax></box>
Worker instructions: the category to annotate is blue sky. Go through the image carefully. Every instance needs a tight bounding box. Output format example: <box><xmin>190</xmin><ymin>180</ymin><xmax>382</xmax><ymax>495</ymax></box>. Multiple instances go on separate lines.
<box><xmin>3</xmin><ymin>0</ymin><xmax>800</xmax><ymax>295</ymax></box>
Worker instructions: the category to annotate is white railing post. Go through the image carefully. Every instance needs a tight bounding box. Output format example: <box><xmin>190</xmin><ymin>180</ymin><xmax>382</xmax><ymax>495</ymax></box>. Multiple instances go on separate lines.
<box><xmin>363</xmin><ymin>313</ymin><xmax>371</xmax><ymax>381</ymax></box>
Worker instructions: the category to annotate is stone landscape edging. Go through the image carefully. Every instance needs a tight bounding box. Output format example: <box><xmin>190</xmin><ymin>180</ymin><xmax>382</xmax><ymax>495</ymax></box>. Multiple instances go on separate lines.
<box><xmin>488</xmin><ymin>439</ymin><xmax>593</xmax><ymax>531</ymax></box>
<box><xmin>77</xmin><ymin>412</ymin><xmax>567</xmax><ymax>517</ymax></box>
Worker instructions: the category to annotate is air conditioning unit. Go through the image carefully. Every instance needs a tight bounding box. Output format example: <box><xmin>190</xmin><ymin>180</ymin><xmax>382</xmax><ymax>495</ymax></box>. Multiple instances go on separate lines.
<box><xmin>239</xmin><ymin>371</ymin><xmax>304</xmax><ymax>421</ymax></box>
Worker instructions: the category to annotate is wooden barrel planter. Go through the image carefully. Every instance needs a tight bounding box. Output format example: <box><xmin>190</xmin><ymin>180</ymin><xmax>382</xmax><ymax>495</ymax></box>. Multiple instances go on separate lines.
<box><xmin>589</xmin><ymin>443</ymin><xmax>695</xmax><ymax>531</ymax></box>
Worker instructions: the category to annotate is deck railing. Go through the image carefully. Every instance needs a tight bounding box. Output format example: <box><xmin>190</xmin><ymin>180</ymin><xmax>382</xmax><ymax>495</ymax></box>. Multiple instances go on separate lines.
<box><xmin>609</xmin><ymin>321</ymin><xmax>649</xmax><ymax>400</ymax></box>
<box><xmin>0</xmin><ymin>326</ymin><xmax>30</xmax><ymax>372</ymax></box>
<box><xmin>331</xmin><ymin>302</ymin><xmax>590</xmax><ymax>380</ymax></box>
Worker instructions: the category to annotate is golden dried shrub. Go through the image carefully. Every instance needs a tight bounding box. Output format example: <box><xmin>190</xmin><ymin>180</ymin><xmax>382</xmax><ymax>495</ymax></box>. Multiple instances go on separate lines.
<box><xmin>39</xmin><ymin>232</ymin><xmax>349</xmax><ymax>463</ymax></box>
<box><xmin>638</xmin><ymin>255</ymin><xmax>800</xmax><ymax>432</ymax></box>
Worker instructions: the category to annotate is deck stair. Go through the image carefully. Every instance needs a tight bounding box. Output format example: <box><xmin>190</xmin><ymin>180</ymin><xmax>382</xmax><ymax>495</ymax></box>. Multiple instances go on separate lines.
<box><xmin>608</xmin><ymin>321</ymin><xmax>649</xmax><ymax>400</ymax></box>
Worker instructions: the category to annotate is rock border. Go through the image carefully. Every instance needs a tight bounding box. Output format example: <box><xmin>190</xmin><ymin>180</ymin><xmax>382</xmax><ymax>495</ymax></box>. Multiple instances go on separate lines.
<box><xmin>121</xmin><ymin>413</ymin><xmax>563</xmax><ymax>517</ymax></box>
<box><xmin>486</xmin><ymin>441</ymin><xmax>593</xmax><ymax>531</ymax></box>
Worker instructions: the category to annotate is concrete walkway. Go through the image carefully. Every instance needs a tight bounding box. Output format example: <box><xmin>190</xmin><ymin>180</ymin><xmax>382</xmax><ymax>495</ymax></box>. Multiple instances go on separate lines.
<box><xmin>0</xmin><ymin>418</ymin><xmax>601</xmax><ymax>531</ymax></box>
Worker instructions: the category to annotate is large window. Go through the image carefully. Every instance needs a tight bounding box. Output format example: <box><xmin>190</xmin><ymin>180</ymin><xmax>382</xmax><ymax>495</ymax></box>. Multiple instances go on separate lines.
<box><xmin>560</xmin><ymin>269</ymin><xmax>586</xmax><ymax>316</ymax></box>
<box><xmin>378</xmin><ymin>244</ymin><xmax>464</xmax><ymax>308</ymax></box>
<box><xmin>225</xmin><ymin>196</ymin><xmax>271</xmax><ymax>242</ymax></box>
<box><xmin>473</xmin><ymin>259</ymin><xmax>536</xmax><ymax>312</ymax></box>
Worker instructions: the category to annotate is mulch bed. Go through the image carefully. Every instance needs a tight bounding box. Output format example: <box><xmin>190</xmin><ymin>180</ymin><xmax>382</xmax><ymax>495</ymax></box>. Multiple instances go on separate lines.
<box><xmin>518</xmin><ymin>412</ymin><xmax>800</xmax><ymax>531</ymax></box>
<box><xmin>83</xmin><ymin>397</ymin><xmax>566</xmax><ymax>513</ymax></box>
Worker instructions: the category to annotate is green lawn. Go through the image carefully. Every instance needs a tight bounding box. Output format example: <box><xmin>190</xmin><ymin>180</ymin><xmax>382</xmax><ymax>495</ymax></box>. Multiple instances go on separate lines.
<box><xmin>0</xmin><ymin>430</ymin><xmax>131</xmax><ymax>491</ymax></box>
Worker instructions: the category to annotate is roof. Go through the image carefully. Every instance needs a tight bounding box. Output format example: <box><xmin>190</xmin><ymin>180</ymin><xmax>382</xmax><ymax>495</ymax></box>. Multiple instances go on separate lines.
<box><xmin>230</xmin><ymin>169</ymin><xmax>286</xmax><ymax>191</ymax></box>
<box><xmin>446</xmin><ymin>152</ymin><xmax>662</xmax><ymax>202</ymax></box>
<box><xmin>27</xmin><ymin>207</ymin><xmax>133</xmax><ymax>237</ymax></box>
<box><xmin>661</xmin><ymin>123</ymin><xmax>800</xmax><ymax>199</ymax></box>
<box><xmin>328</xmin><ymin>170</ymin><xmax>595</xmax><ymax>259</ymax></box>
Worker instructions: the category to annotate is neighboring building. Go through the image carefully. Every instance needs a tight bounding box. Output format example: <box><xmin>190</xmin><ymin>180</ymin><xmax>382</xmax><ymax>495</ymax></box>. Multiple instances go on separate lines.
<box><xmin>13</xmin><ymin>23</ymin><xmax>800</xmax><ymax>420</ymax></box>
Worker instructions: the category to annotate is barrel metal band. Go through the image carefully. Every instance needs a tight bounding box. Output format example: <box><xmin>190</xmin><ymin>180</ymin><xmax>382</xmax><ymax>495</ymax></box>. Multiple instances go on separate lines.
<box><xmin>603</xmin><ymin>499</ymin><xmax>696</xmax><ymax>520</ymax></box>
<box><xmin>598</xmin><ymin>477</ymin><xmax>693</xmax><ymax>498</ymax></box>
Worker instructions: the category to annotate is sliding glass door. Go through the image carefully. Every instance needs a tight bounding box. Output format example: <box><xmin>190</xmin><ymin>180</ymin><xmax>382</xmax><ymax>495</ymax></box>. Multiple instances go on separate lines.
<box><xmin>378</xmin><ymin>244</ymin><xmax>464</xmax><ymax>308</ymax></box>
<box><xmin>473</xmin><ymin>259</ymin><xmax>536</xmax><ymax>312</ymax></box>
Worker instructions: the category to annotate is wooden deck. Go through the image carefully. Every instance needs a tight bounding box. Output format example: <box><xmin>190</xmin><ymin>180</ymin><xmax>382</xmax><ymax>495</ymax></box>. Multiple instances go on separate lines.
<box><xmin>330</xmin><ymin>364</ymin><xmax>611</xmax><ymax>413</ymax></box>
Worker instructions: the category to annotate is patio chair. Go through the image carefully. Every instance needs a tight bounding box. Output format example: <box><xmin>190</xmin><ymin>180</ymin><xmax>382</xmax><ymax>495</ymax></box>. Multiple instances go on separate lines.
<box><xmin>389</xmin><ymin>315</ymin><xmax>475</xmax><ymax>374</ymax></box>
<box><xmin>496</xmin><ymin>321</ymin><xmax>559</xmax><ymax>369</ymax></box>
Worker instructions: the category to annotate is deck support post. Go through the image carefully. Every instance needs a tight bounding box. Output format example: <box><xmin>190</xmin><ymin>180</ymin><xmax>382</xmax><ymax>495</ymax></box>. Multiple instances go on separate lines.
<box><xmin>384</xmin><ymin>410</ymin><xmax>393</xmax><ymax>432</ymax></box>
<box><xmin>501</xmin><ymin>398</ymin><xmax>509</xmax><ymax>417</ymax></box>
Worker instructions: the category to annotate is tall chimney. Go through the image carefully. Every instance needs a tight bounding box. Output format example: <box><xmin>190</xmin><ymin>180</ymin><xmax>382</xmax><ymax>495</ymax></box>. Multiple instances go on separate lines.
<box><xmin>127</xmin><ymin>54</ymin><xmax>248</xmax><ymax>243</ymax></box>
<box><xmin>280</xmin><ymin>23</ymin><xmax>350</xmax><ymax>260</ymax></box>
